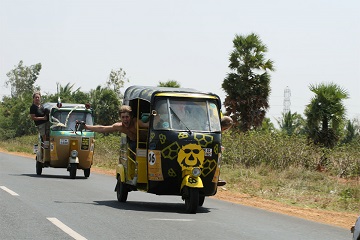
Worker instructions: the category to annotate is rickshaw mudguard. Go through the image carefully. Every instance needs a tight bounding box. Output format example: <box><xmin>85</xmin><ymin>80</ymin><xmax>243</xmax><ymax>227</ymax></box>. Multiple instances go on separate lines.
<box><xmin>181</xmin><ymin>175</ymin><xmax>203</xmax><ymax>190</ymax></box>
<box><xmin>68</xmin><ymin>157</ymin><xmax>79</xmax><ymax>164</ymax></box>
<box><xmin>116</xmin><ymin>164</ymin><xmax>126</xmax><ymax>182</ymax></box>
<box><xmin>36</xmin><ymin>151</ymin><xmax>44</xmax><ymax>163</ymax></box>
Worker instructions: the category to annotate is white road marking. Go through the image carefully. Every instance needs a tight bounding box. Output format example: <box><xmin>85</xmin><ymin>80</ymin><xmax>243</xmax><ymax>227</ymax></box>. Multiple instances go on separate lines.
<box><xmin>149</xmin><ymin>218</ymin><xmax>195</xmax><ymax>221</ymax></box>
<box><xmin>0</xmin><ymin>186</ymin><xmax>19</xmax><ymax>196</ymax></box>
<box><xmin>47</xmin><ymin>217</ymin><xmax>87</xmax><ymax>240</ymax></box>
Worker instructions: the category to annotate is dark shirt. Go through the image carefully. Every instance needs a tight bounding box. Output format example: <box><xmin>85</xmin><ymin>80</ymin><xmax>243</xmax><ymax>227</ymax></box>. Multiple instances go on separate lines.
<box><xmin>30</xmin><ymin>103</ymin><xmax>47</xmax><ymax>126</ymax></box>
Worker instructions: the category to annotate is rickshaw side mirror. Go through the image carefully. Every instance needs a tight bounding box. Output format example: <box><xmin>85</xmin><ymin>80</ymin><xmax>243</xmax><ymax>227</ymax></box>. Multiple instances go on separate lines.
<box><xmin>151</xmin><ymin>110</ymin><xmax>158</xmax><ymax>116</ymax></box>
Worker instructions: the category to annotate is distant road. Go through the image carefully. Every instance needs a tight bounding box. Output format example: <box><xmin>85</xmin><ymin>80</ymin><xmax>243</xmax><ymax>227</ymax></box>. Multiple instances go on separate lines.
<box><xmin>0</xmin><ymin>153</ymin><xmax>351</xmax><ymax>240</ymax></box>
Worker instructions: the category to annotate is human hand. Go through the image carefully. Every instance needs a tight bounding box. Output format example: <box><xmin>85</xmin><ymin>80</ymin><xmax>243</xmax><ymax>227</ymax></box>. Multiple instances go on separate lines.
<box><xmin>75</xmin><ymin>120</ymin><xmax>86</xmax><ymax>133</ymax></box>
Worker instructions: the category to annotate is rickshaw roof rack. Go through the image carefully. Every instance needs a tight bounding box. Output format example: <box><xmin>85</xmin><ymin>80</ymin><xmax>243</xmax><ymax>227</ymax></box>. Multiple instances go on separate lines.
<box><xmin>43</xmin><ymin>102</ymin><xmax>89</xmax><ymax>110</ymax></box>
<box><xmin>123</xmin><ymin>85</ymin><xmax>221</xmax><ymax>105</ymax></box>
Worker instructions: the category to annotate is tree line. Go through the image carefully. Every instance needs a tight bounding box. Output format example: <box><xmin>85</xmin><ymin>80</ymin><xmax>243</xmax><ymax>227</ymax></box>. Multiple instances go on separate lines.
<box><xmin>1</xmin><ymin>33</ymin><xmax>358</xmax><ymax>150</ymax></box>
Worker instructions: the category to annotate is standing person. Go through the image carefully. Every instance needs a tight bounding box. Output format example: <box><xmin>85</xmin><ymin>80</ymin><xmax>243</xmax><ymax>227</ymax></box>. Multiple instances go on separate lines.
<box><xmin>83</xmin><ymin>105</ymin><xmax>148</xmax><ymax>151</ymax></box>
<box><xmin>30</xmin><ymin>92</ymin><xmax>49</xmax><ymax>144</ymax></box>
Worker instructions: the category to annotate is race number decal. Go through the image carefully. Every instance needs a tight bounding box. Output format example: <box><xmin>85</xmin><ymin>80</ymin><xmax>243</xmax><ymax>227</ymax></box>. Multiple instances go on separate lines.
<box><xmin>148</xmin><ymin>151</ymin><xmax>156</xmax><ymax>165</ymax></box>
<box><xmin>148</xmin><ymin>150</ymin><xmax>163</xmax><ymax>181</ymax></box>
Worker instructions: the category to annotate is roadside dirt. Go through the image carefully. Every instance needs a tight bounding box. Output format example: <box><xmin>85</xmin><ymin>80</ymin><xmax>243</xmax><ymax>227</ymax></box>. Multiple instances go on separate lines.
<box><xmin>7</xmin><ymin>150</ymin><xmax>357</xmax><ymax>230</ymax></box>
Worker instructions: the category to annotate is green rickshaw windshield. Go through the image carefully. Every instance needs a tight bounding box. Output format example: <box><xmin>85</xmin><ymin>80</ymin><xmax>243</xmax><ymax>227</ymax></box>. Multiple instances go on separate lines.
<box><xmin>153</xmin><ymin>98</ymin><xmax>221</xmax><ymax>132</ymax></box>
<box><xmin>51</xmin><ymin>110</ymin><xmax>93</xmax><ymax>131</ymax></box>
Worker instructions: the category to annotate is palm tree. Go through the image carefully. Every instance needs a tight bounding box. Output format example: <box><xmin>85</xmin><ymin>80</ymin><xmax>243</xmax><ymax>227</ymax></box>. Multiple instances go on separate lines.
<box><xmin>304</xmin><ymin>82</ymin><xmax>348</xmax><ymax>148</ymax></box>
<box><xmin>277</xmin><ymin>111</ymin><xmax>305</xmax><ymax>136</ymax></box>
<box><xmin>222</xmin><ymin>33</ymin><xmax>274</xmax><ymax>132</ymax></box>
<box><xmin>341</xmin><ymin>119</ymin><xmax>359</xmax><ymax>144</ymax></box>
<box><xmin>57</xmin><ymin>82</ymin><xmax>80</xmax><ymax>102</ymax></box>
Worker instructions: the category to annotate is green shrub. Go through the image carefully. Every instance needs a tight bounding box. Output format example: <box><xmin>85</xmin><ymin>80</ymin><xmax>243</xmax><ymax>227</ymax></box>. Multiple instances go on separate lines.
<box><xmin>222</xmin><ymin>130</ymin><xmax>360</xmax><ymax>179</ymax></box>
<box><xmin>222</xmin><ymin>131</ymin><xmax>321</xmax><ymax>170</ymax></box>
<box><xmin>92</xmin><ymin>133</ymin><xmax>120</xmax><ymax>168</ymax></box>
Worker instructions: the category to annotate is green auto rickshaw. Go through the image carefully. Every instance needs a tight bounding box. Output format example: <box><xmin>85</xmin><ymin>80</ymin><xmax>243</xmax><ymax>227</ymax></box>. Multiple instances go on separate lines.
<box><xmin>34</xmin><ymin>102</ymin><xmax>95</xmax><ymax>179</ymax></box>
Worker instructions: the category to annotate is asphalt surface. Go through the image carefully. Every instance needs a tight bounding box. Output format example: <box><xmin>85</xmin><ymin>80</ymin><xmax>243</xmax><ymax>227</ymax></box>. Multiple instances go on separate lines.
<box><xmin>0</xmin><ymin>152</ymin><xmax>352</xmax><ymax>240</ymax></box>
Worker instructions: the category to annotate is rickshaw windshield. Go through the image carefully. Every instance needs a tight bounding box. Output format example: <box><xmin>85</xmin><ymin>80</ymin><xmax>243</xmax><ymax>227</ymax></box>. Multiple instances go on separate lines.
<box><xmin>153</xmin><ymin>98</ymin><xmax>221</xmax><ymax>132</ymax></box>
<box><xmin>51</xmin><ymin>110</ymin><xmax>93</xmax><ymax>131</ymax></box>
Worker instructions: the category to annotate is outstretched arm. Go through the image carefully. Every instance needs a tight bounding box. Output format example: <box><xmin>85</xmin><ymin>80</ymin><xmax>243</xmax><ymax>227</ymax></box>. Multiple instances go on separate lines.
<box><xmin>84</xmin><ymin>122</ymin><xmax>122</xmax><ymax>133</ymax></box>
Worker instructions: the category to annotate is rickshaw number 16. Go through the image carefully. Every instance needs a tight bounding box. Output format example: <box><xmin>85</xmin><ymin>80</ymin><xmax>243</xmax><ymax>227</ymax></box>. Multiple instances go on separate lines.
<box><xmin>148</xmin><ymin>151</ymin><xmax>156</xmax><ymax>165</ymax></box>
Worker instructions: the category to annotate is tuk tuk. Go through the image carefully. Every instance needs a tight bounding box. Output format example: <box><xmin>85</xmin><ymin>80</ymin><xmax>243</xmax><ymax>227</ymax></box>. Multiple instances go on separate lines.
<box><xmin>115</xmin><ymin>86</ymin><xmax>225</xmax><ymax>213</ymax></box>
<box><xmin>34</xmin><ymin>102</ymin><xmax>95</xmax><ymax>179</ymax></box>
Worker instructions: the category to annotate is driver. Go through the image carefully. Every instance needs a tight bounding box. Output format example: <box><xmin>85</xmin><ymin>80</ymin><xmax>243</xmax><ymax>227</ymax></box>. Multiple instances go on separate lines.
<box><xmin>83</xmin><ymin>105</ymin><xmax>148</xmax><ymax>151</ymax></box>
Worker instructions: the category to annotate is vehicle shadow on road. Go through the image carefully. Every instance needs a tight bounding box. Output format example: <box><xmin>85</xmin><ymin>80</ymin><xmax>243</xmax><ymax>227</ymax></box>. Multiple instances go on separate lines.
<box><xmin>19</xmin><ymin>173</ymin><xmax>88</xmax><ymax>180</ymax></box>
<box><xmin>93</xmin><ymin>200</ymin><xmax>211</xmax><ymax>214</ymax></box>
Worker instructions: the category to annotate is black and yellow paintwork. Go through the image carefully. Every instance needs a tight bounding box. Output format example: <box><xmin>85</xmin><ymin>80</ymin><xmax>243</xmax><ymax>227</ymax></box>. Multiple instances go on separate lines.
<box><xmin>115</xmin><ymin>86</ymin><xmax>223</xmax><ymax>212</ymax></box>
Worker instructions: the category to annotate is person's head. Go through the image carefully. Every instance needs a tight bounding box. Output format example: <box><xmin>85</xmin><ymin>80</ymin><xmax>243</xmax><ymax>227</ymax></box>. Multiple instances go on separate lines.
<box><xmin>119</xmin><ymin>105</ymin><xmax>132</xmax><ymax>127</ymax></box>
<box><xmin>32</xmin><ymin>92</ymin><xmax>41</xmax><ymax>104</ymax></box>
<box><xmin>221</xmin><ymin>116</ymin><xmax>233</xmax><ymax>131</ymax></box>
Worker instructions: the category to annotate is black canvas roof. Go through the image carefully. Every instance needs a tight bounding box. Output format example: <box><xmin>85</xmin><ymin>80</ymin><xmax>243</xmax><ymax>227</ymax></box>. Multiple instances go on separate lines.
<box><xmin>123</xmin><ymin>85</ymin><xmax>220</xmax><ymax>105</ymax></box>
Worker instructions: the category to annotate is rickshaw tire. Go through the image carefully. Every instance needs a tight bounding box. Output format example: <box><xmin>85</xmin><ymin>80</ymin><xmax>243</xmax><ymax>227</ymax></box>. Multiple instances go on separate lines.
<box><xmin>184</xmin><ymin>187</ymin><xmax>199</xmax><ymax>214</ymax></box>
<box><xmin>199</xmin><ymin>195</ymin><xmax>205</xmax><ymax>206</ymax></box>
<box><xmin>69</xmin><ymin>163</ymin><xmax>77</xmax><ymax>179</ymax></box>
<box><xmin>84</xmin><ymin>168</ymin><xmax>90</xmax><ymax>178</ymax></box>
<box><xmin>116</xmin><ymin>177</ymin><xmax>128</xmax><ymax>203</ymax></box>
<box><xmin>36</xmin><ymin>161</ymin><xmax>43</xmax><ymax>175</ymax></box>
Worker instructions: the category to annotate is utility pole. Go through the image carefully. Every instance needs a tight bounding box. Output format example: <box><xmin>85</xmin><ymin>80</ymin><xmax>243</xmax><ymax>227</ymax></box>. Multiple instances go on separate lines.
<box><xmin>283</xmin><ymin>86</ymin><xmax>291</xmax><ymax>113</ymax></box>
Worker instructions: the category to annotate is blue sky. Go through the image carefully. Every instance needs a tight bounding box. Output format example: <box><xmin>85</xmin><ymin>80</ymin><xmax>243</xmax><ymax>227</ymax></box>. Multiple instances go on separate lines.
<box><xmin>0</xmin><ymin>0</ymin><xmax>359</xmax><ymax>123</ymax></box>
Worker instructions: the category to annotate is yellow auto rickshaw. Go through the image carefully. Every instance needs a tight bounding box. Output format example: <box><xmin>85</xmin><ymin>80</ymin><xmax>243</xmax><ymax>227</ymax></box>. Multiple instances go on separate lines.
<box><xmin>34</xmin><ymin>102</ymin><xmax>95</xmax><ymax>179</ymax></box>
<box><xmin>115</xmin><ymin>86</ymin><xmax>225</xmax><ymax>213</ymax></box>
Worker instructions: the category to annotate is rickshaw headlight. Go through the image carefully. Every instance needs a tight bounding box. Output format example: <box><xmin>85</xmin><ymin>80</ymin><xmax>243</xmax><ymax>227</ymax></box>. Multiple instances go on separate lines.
<box><xmin>191</xmin><ymin>167</ymin><xmax>201</xmax><ymax>177</ymax></box>
<box><xmin>71</xmin><ymin>150</ymin><xmax>78</xmax><ymax>158</ymax></box>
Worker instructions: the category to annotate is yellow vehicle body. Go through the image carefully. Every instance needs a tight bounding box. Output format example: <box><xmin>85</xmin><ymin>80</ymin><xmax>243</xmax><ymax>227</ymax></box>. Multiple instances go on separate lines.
<box><xmin>115</xmin><ymin>86</ymin><xmax>224</xmax><ymax>213</ymax></box>
<box><xmin>35</xmin><ymin>102</ymin><xmax>95</xmax><ymax>179</ymax></box>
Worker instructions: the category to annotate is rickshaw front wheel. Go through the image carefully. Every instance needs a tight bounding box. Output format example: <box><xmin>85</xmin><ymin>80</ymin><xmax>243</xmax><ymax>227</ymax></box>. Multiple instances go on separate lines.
<box><xmin>116</xmin><ymin>176</ymin><xmax>128</xmax><ymax>202</ymax></box>
<box><xmin>184</xmin><ymin>187</ymin><xmax>199</xmax><ymax>214</ymax></box>
<box><xmin>199</xmin><ymin>195</ymin><xmax>205</xmax><ymax>206</ymax></box>
<box><xmin>69</xmin><ymin>163</ymin><xmax>77</xmax><ymax>179</ymax></box>
<box><xmin>36</xmin><ymin>161</ymin><xmax>43</xmax><ymax>175</ymax></box>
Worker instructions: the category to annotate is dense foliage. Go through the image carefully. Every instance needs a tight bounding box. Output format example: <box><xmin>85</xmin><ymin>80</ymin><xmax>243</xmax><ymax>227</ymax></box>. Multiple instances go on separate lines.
<box><xmin>158</xmin><ymin>80</ymin><xmax>181</xmax><ymax>88</ymax></box>
<box><xmin>222</xmin><ymin>33</ymin><xmax>274</xmax><ymax>132</ymax></box>
<box><xmin>305</xmin><ymin>82</ymin><xmax>349</xmax><ymax>148</ymax></box>
<box><xmin>5</xmin><ymin>60</ymin><xmax>42</xmax><ymax>97</ymax></box>
<box><xmin>0</xmin><ymin>62</ymin><xmax>124</xmax><ymax>140</ymax></box>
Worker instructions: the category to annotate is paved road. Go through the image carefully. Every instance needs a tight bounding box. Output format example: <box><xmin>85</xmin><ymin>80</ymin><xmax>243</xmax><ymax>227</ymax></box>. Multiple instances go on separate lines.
<box><xmin>0</xmin><ymin>152</ymin><xmax>352</xmax><ymax>240</ymax></box>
